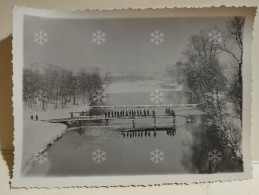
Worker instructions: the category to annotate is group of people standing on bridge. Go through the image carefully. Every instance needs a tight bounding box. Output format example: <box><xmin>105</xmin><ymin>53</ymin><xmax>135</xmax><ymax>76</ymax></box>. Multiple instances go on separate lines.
<box><xmin>104</xmin><ymin>109</ymin><xmax>156</xmax><ymax>119</ymax></box>
<box><xmin>30</xmin><ymin>114</ymin><xmax>39</xmax><ymax>121</ymax></box>
<box><xmin>165</xmin><ymin>107</ymin><xmax>176</xmax><ymax>118</ymax></box>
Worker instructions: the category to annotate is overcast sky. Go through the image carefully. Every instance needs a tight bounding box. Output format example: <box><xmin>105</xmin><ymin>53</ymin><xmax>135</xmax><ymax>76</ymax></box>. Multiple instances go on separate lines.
<box><xmin>24</xmin><ymin>15</ymin><xmax>231</xmax><ymax>74</ymax></box>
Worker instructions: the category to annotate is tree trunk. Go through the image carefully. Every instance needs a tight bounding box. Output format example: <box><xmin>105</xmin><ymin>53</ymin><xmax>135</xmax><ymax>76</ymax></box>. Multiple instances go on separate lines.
<box><xmin>238</xmin><ymin>62</ymin><xmax>243</xmax><ymax>123</ymax></box>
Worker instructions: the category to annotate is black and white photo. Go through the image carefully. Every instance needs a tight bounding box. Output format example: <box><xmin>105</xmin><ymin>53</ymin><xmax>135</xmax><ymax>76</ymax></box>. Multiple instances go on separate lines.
<box><xmin>12</xmin><ymin>6</ymin><xmax>254</xmax><ymax>187</ymax></box>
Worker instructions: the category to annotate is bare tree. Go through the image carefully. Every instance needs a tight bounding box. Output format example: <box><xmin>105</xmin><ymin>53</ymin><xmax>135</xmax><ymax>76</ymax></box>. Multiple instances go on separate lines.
<box><xmin>217</xmin><ymin>17</ymin><xmax>245</xmax><ymax>119</ymax></box>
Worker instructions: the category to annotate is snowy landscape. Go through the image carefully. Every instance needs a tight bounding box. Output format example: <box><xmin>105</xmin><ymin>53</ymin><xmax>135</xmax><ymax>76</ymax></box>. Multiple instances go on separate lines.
<box><xmin>22</xmin><ymin>15</ymin><xmax>244</xmax><ymax>176</ymax></box>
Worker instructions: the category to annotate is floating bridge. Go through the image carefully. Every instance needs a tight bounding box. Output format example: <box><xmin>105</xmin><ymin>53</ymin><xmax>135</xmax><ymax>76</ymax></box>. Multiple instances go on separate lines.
<box><xmin>48</xmin><ymin>104</ymin><xmax>199</xmax><ymax>131</ymax></box>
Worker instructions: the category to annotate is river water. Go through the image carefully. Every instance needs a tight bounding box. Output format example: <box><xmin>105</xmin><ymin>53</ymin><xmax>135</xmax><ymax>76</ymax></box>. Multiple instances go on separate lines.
<box><xmin>26</xmin><ymin>81</ymin><xmax>242</xmax><ymax>176</ymax></box>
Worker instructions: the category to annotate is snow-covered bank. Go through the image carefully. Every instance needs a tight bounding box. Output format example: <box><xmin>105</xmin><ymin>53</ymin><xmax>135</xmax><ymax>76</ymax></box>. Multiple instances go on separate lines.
<box><xmin>22</xmin><ymin>104</ymin><xmax>89</xmax><ymax>173</ymax></box>
<box><xmin>22</xmin><ymin>120</ymin><xmax>66</xmax><ymax>171</ymax></box>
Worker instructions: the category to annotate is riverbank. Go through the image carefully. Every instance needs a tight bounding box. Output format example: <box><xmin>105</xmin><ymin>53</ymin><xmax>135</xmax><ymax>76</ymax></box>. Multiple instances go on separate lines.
<box><xmin>22</xmin><ymin>103</ymin><xmax>89</xmax><ymax>173</ymax></box>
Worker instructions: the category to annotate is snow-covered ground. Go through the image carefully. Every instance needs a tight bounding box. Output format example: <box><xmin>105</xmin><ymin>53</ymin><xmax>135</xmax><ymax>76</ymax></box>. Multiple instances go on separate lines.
<box><xmin>22</xmin><ymin>120</ymin><xmax>66</xmax><ymax>171</ymax></box>
<box><xmin>22</xmin><ymin>103</ymin><xmax>89</xmax><ymax>172</ymax></box>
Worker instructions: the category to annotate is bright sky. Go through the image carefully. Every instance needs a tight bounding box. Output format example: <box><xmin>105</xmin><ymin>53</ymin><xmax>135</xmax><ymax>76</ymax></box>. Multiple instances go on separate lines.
<box><xmin>24</xmin><ymin>16</ymin><xmax>232</xmax><ymax>75</ymax></box>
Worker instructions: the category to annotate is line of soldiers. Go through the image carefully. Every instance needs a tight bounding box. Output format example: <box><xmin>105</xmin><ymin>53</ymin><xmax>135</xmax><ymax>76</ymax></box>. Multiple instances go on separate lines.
<box><xmin>104</xmin><ymin>109</ymin><xmax>156</xmax><ymax>118</ymax></box>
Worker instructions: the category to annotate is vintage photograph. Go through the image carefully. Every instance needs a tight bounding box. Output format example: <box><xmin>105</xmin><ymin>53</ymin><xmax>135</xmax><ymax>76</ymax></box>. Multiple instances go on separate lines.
<box><xmin>12</xmin><ymin>7</ymin><xmax>253</xmax><ymax>187</ymax></box>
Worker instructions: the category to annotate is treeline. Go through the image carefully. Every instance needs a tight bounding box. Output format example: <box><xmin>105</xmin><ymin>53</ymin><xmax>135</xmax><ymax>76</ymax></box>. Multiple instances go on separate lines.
<box><xmin>181</xmin><ymin>17</ymin><xmax>244</xmax><ymax>120</ymax></box>
<box><xmin>179</xmin><ymin>17</ymin><xmax>244</xmax><ymax>163</ymax></box>
<box><xmin>23</xmin><ymin>65</ymin><xmax>104</xmax><ymax>110</ymax></box>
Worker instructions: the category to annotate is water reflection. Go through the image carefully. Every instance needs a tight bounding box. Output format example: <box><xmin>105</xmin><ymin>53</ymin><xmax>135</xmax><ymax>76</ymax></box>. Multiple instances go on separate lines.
<box><xmin>180</xmin><ymin>116</ymin><xmax>243</xmax><ymax>174</ymax></box>
<box><xmin>120</xmin><ymin>127</ymin><xmax>176</xmax><ymax>139</ymax></box>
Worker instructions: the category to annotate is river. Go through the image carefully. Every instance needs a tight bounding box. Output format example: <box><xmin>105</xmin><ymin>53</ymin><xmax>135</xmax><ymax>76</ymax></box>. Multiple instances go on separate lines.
<box><xmin>25</xmin><ymin>80</ymin><xmax>242</xmax><ymax>176</ymax></box>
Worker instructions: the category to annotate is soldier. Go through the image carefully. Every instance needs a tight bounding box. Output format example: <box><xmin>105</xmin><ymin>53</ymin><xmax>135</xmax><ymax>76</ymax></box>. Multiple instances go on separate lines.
<box><xmin>137</xmin><ymin>110</ymin><xmax>139</xmax><ymax>116</ymax></box>
<box><xmin>147</xmin><ymin>110</ymin><xmax>150</xmax><ymax>116</ymax></box>
<box><xmin>126</xmin><ymin>110</ymin><xmax>128</xmax><ymax>116</ymax></box>
<box><xmin>105</xmin><ymin>112</ymin><xmax>107</xmax><ymax>119</ymax></box>
<box><xmin>31</xmin><ymin>115</ymin><xmax>33</xmax><ymax>120</ymax></box>
<box><xmin>152</xmin><ymin>110</ymin><xmax>155</xmax><ymax>117</ymax></box>
<box><xmin>35</xmin><ymin>114</ymin><xmax>38</xmax><ymax>121</ymax></box>
<box><xmin>143</xmin><ymin>109</ymin><xmax>146</xmax><ymax>116</ymax></box>
<box><xmin>70</xmin><ymin>112</ymin><xmax>73</xmax><ymax>118</ymax></box>
<box><xmin>140</xmin><ymin>110</ymin><xmax>142</xmax><ymax>116</ymax></box>
<box><xmin>129</xmin><ymin>110</ymin><xmax>131</xmax><ymax>116</ymax></box>
<box><xmin>171</xmin><ymin>108</ymin><xmax>176</xmax><ymax>118</ymax></box>
<box><xmin>108</xmin><ymin>111</ymin><xmax>110</xmax><ymax>118</ymax></box>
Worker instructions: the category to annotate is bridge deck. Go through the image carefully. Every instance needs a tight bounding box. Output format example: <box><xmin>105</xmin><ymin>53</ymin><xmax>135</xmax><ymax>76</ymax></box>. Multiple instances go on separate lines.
<box><xmin>90</xmin><ymin>104</ymin><xmax>198</xmax><ymax>109</ymax></box>
<box><xmin>49</xmin><ymin>114</ymin><xmax>179</xmax><ymax>123</ymax></box>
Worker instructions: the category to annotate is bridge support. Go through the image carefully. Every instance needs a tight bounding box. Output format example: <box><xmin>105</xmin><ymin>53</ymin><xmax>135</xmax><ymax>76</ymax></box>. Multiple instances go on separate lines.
<box><xmin>132</xmin><ymin>118</ymin><xmax>135</xmax><ymax>129</ymax></box>
<box><xmin>153</xmin><ymin>117</ymin><xmax>156</xmax><ymax>130</ymax></box>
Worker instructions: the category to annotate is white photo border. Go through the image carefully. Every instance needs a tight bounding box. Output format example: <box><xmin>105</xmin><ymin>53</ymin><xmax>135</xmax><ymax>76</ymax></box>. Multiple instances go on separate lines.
<box><xmin>12</xmin><ymin>6</ymin><xmax>254</xmax><ymax>187</ymax></box>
